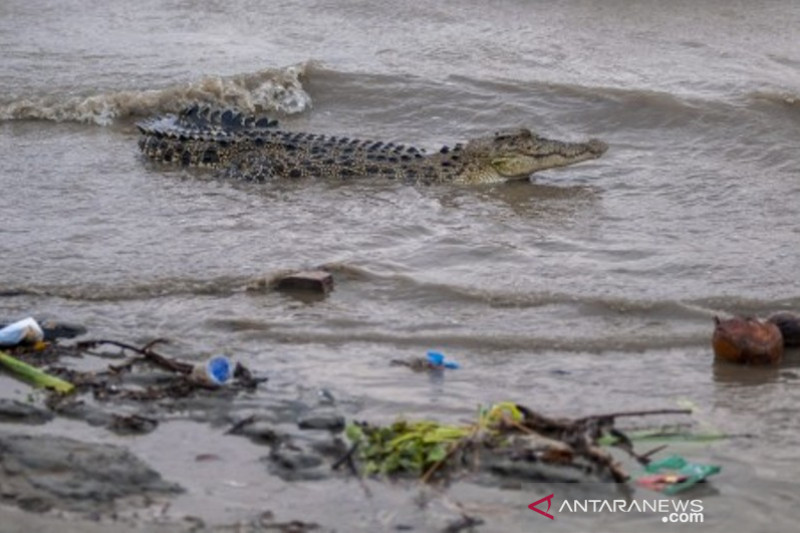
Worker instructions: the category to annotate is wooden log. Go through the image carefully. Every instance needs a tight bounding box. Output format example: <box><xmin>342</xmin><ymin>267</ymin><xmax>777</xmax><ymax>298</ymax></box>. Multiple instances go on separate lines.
<box><xmin>274</xmin><ymin>270</ymin><xmax>334</xmax><ymax>294</ymax></box>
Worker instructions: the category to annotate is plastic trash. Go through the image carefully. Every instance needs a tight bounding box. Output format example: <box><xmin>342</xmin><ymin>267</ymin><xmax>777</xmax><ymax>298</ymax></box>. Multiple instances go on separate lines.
<box><xmin>0</xmin><ymin>317</ymin><xmax>44</xmax><ymax>347</ymax></box>
<box><xmin>38</xmin><ymin>320</ymin><xmax>87</xmax><ymax>341</ymax></box>
<box><xmin>190</xmin><ymin>355</ymin><xmax>232</xmax><ymax>386</ymax></box>
<box><xmin>318</xmin><ymin>388</ymin><xmax>336</xmax><ymax>405</ymax></box>
<box><xmin>0</xmin><ymin>319</ymin><xmax>86</xmax><ymax>342</ymax></box>
<box><xmin>0</xmin><ymin>350</ymin><xmax>74</xmax><ymax>393</ymax></box>
<box><xmin>426</xmin><ymin>351</ymin><xmax>460</xmax><ymax>369</ymax></box>
<box><xmin>636</xmin><ymin>455</ymin><xmax>721</xmax><ymax>495</ymax></box>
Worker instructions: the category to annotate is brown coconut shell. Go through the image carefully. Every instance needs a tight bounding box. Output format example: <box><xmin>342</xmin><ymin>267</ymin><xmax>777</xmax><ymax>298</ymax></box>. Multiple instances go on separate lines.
<box><xmin>712</xmin><ymin>316</ymin><xmax>783</xmax><ymax>365</ymax></box>
<box><xmin>767</xmin><ymin>312</ymin><xmax>800</xmax><ymax>347</ymax></box>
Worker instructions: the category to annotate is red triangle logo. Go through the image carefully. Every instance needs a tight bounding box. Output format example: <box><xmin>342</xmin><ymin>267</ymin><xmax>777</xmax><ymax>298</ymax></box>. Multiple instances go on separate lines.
<box><xmin>528</xmin><ymin>494</ymin><xmax>555</xmax><ymax>520</ymax></box>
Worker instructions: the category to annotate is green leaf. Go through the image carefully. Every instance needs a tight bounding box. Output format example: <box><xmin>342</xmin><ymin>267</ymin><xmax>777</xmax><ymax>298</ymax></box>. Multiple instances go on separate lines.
<box><xmin>345</xmin><ymin>424</ymin><xmax>364</xmax><ymax>443</ymax></box>
<box><xmin>427</xmin><ymin>444</ymin><xmax>447</xmax><ymax>463</ymax></box>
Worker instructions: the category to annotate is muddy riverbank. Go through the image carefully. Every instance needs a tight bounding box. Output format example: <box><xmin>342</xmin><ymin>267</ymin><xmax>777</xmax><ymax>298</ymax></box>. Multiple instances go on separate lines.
<box><xmin>0</xmin><ymin>328</ymin><xmax>728</xmax><ymax>533</ymax></box>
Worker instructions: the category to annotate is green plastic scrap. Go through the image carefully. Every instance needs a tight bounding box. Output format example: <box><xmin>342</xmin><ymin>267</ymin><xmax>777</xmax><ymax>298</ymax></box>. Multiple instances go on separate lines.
<box><xmin>637</xmin><ymin>455</ymin><xmax>721</xmax><ymax>495</ymax></box>
<box><xmin>0</xmin><ymin>350</ymin><xmax>74</xmax><ymax>394</ymax></box>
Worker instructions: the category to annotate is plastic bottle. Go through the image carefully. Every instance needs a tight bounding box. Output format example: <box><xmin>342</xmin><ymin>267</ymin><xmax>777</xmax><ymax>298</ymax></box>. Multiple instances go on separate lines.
<box><xmin>0</xmin><ymin>318</ymin><xmax>44</xmax><ymax>347</ymax></box>
<box><xmin>190</xmin><ymin>355</ymin><xmax>232</xmax><ymax>386</ymax></box>
<box><xmin>427</xmin><ymin>351</ymin><xmax>460</xmax><ymax>369</ymax></box>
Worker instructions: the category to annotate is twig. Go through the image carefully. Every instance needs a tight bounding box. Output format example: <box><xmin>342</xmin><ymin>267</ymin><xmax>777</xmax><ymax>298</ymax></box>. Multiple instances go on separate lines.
<box><xmin>420</xmin><ymin>424</ymin><xmax>481</xmax><ymax>484</ymax></box>
<box><xmin>77</xmin><ymin>339</ymin><xmax>193</xmax><ymax>374</ymax></box>
<box><xmin>607</xmin><ymin>428</ymin><xmax>662</xmax><ymax>466</ymax></box>
<box><xmin>233</xmin><ymin>363</ymin><xmax>268</xmax><ymax>389</ymax></box>
<box><xmin>77</xmin><ymin>339</ymin><xmax>150</xmax><ymax>355</ymax></box>
<box><xmin>420</xmin><ymin>442</ymin><xmax>461</xmax><ymax>484</ymax></box>
<box><xmin>576</xmin><ymin>408</ymin><xmax>692</xmax><ymax>423</ymax></box>
<box><xmin>225</xmin><ymin>414</ymin><xmax>257</xmax><ymax>435</ymax></box>
<box><xmin>142</xmin><ymin>338</ymin><xmax>170</xmax><ymax>352</ymax></box>
<box><xmin>332</xmin><ymin>442</ymin><xmax>360</xmax><ymax>472</ymax></box>
<box><xmin>640</xmin><ymin>444</ymin><xmax>668</xmax><ymax>460</ymax></box>
<box><xmin>332</xmin><ymin>442</ymin><xmax>372</xmax><ymax>498</ymax></box>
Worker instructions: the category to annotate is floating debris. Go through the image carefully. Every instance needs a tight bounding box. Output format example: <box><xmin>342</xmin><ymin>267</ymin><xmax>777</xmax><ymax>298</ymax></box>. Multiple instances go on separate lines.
<box><xmin>0</xmin><ymin>350</ymin><xmax>75</xmax><ymax>394</ymax></box>
<box><xmin>712</xmin><ymin>316</ymin><xmax>783</xmax><ymax>365</ymax></box>
<box><xmin>636</xmin><ymin>455</ymin><xmax>721</xmax><ymax>494</ymax></box>
<box><xmin>342</xmin><ymin>403</ymin><xmax>694</xmax><ymax>485</ymax></box>
<box><xmin>275</xmin><ymin>270</ymin><xmax>334</xmax><ymax>295</ymax></box>
<box><xmin>390</xmin><ymin>350</ymin><xmax>461</xmax><ymax>372</ymax></box>
<box><xmin>0</xmin><ymin>318</ymin><xmax>89</xmax><ymax>342</ymax></box>
<box><xmin>190</xmin><ymin>355</ymin><xmax>232</xmax><ymax>387</ymax></box>
<box><xmin>0</xmin><ymin>317</ymin><xmax>44</xmax><ymax>347</ymax></box>
<box><xmin>426</xmin><ymin>351</ymin><xmax>460</xmax><ymax>369</ymax></box>
<box><xmin>767</xmin><ymin>311</ymin><xmax>800</xmax><ymax>347</ymax></box>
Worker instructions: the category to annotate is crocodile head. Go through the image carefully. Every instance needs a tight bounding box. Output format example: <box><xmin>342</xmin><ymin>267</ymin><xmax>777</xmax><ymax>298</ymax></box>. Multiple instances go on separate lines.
<box><xmin>455</xmin><ymin>128</ymin><xmax>608</xmax><ymax>184</ymax></box>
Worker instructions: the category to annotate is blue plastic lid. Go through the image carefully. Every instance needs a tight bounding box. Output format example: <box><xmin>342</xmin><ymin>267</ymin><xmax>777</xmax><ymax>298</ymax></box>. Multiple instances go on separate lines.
<box><xmin>427</xmin><ymin>351</ymin><xmax>445</xmax><ymax>365</ymax></box>
<box><xmin>207</xmin><ymin>355</ymin><xmax>232</xmax><ymax>384</ymax></box>
<box><xmin>426</xmin><ymin>351</ymin><xmax>460</xmax><ymax>369</ymax></box>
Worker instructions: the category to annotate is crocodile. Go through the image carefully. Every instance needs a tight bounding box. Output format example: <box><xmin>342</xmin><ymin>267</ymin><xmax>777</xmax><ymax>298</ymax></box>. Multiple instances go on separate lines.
<box><xmin>137</xmin><ymin>105</ymin><xmax>607</xmax><ymax>185</ymax></box>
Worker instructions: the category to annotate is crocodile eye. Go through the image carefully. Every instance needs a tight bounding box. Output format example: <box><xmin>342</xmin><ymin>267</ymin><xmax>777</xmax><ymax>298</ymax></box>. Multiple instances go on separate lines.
<box><xmin>494</xmin><ymin>128</ymin><xmax>532</xmax><ymax>141</ymax></box>
<box><xmin>494</xmin><ymin>130</ymin><xmax>517</xmax><ymax>141</ymax></box>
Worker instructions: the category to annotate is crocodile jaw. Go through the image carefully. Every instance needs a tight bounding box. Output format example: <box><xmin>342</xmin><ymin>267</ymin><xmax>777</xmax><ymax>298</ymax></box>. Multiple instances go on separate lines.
<box><xmin>499</xmin><ymin>138</ymin><xmax>607</xmax><ymax>178</ymax></box>
<box><xmin>534</xmin><ymin>139</ymin><xmax>605</xmax><ymax>173</ymax></box>
<box><xmin>455</xmin><ymin>138</ymin><xmax>608</xmax><ymax>184</ymax></box>
<box><xmin>451</xmin><ymin>167</ymin><xmax>511</xmax><ymax>185</ymax></box>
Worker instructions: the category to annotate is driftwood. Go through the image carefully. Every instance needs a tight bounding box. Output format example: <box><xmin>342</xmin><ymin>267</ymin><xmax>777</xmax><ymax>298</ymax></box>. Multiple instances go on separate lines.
<box><xmin>77</xmin><ymin>338</ymin><xmax>194</xmax><ymax>374</ymax></box>
<box><xmin>74</xmin><ymin>338</ymin><xmax>266</xmax><ymax>392</ymax></box>
<box><xmin>26</xmin><ymin>338</ymin><xmax>269</xmax><ymax>407</ymax></box>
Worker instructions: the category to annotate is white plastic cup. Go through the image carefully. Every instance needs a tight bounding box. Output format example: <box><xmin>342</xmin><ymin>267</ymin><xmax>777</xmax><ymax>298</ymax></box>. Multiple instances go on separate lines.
<box><xmin>0</xmin><ymin>317</ymin><xmax>44</xmax><ymax>347</ymax></box>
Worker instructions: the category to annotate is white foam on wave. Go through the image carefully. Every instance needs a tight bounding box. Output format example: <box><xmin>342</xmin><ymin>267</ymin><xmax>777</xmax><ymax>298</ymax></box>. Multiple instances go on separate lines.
<box><xmin>0</xmin><ymin>62</ymin><xmax>313</xmax><ymax>126</ymax></box>
<box><xmin>748</xmin><ymin>89</ymin><xmax>800</xmax><ymax>108</ymax></box>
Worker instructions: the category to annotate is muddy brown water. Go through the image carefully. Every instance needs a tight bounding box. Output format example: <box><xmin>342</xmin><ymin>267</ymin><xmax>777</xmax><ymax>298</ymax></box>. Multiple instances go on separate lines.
<box><xmin>2</xmin><ymin>1</ymin><xmax>800</xmax><ymax>531</ymax></box>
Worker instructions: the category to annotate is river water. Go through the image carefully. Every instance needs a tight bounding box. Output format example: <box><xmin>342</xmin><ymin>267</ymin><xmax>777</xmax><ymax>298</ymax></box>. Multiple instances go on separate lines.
<box><xmin>1</xmin><ymin>1</ymin><xmax>800</xmax><ymax>531</ymax></box>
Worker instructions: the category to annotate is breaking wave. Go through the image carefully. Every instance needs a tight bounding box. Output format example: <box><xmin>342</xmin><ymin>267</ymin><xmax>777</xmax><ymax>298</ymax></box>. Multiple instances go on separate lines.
<box><xmin>0</xmin><ymin>63</ymin><xmax>313</xmax><ymax>126</ymax></box>
<box><xmin>747</xmin><ymin>89</ymin><xmax>800</xmax><ymax>109</ymax></box>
